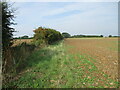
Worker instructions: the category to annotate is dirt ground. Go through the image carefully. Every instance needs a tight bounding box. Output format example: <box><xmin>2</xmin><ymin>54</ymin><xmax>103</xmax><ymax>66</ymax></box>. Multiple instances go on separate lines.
<box><xmin>64</xmin><ymin>38</ymin><xmax>118</xmax><ymax>81</ymax></box>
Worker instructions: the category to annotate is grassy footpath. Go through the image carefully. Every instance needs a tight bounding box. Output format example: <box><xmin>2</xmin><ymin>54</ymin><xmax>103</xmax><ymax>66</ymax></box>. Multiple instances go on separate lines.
<box><xmin>5</xmin><ymin>40</ymin><xmax>119</xmax><ymax>88</ymax></box>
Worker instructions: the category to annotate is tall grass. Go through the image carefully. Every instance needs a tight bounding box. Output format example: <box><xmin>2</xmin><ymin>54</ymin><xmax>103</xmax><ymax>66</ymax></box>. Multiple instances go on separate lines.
<box><xmin>12</xmin><ymin>42</ymin><xmax>36</xmax><ymax>73</ymax></box>
<box><xmin>3</xmin><ymin>42</ymin><xmax>36</xmax><ymax>86</ymax></box>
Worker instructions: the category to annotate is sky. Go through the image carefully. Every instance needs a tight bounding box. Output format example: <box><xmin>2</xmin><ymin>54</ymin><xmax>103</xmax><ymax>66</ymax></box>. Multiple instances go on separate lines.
<box><xmin>12</xmin><ymin>2</ymin><xmax>118</xmax><ymax>37</ymax></box>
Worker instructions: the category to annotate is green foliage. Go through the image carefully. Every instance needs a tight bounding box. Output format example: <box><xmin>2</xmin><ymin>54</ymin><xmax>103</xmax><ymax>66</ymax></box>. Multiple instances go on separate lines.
<box><xmin>1</xmin><ymin>1</ymin><xmax>16</xmax><ymax>74</ymax></box>
<box><xmin>62</xmin><ymin>32</ymin><xmax>71</xmax><ymax>38</ymax></box>
<box><xmin>12</xmin><ymin>42</ymin><xmax>36</xmax><ymax>73</ymax></box>
<box><xmin>33</xmin><ymin>27</ymin><xmax>63</xmax><ymax>46</ymax></box>
<box><xmin>109</xmin><ymin>35</ymin><xmax>112</xmax><ymax>37</ymax></box>
<box><xmin>14</xmin><ymin>36</ymin><xmax>33</xmax><ymax>39</ymax></box>
<box><xmin>20</xmin><ymin>35</ymin><xmax>29</xmax><ymax>39</ymax></box>
<box><xmin>100</xmin><ymin>35</ymin><xmax>103</xmax><ymax>37</ymax></box>
<box><xmin>2</xmin><ymin>42</ymin><xmax>36</xmax><ymax>86</ymax></box>
<box><xmin>112</xmin><ymin>36</ymin><xmax>119</xmax><ymax>37</ymax></box>
<box><xmin>2</xmin><ymin>1</ymin><xmax>16</xmax><ymax>50</ymax></box>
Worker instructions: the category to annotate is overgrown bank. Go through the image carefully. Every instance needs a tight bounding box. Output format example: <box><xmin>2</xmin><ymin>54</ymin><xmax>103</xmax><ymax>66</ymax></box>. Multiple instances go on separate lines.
<box><xmin>3</xmin><ymin>26</ymin><xmax>64</xmax><ymax>87</ymax></box>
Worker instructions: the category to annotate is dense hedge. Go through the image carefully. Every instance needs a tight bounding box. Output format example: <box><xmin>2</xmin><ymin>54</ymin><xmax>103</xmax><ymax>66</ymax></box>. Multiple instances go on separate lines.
<box><xmin>33</xmin><ymin>27</ymin><xmax>63</xmax><ymax>46</ymax></box>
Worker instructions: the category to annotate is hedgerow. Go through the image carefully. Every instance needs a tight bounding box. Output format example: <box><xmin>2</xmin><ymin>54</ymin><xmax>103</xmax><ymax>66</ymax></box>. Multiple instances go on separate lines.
<box><xmin>33</xmin><ymin>27</ymin><xmax>63</xmax><ymax>46</ymax></box>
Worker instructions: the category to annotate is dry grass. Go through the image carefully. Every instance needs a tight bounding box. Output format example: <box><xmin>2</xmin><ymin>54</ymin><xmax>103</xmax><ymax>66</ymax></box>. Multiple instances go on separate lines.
<box><xmin>12</xmin><ymin>39</ymin><xmax>33</xmax><ymax>47</ymax></box>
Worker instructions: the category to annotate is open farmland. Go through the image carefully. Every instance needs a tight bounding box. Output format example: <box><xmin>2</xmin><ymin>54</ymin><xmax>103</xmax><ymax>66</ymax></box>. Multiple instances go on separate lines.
<box><xmin>64</xmin><ymin>38</ymin><xmax>118</xmax><ymax>81</ymax></box>
<box><xmin>2</xmin><ymin>1</ymin><xmax>119</xmax><ymax>89</ymax></box>
<box><xmin>5</xmin><ymin>38</ymin><xmax>119</xmax><ymax>88</ymax></box>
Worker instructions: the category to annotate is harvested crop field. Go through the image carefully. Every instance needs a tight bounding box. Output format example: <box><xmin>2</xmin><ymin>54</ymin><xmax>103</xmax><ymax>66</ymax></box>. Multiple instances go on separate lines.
<box><xmin>64</xmin><ymin>38</ymin><xmax>118</xmax><ymax>81</ymax></box>
<box><xmin>12</xmin><ymin>39</ymin><xmax>33</xmax><ymax>46</ymax></box>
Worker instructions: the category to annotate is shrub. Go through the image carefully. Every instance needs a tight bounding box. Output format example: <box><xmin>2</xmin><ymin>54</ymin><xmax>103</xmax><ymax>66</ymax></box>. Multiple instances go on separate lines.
<box><xmin>62</xmin><ymin>32</ymin><xmax>71</xmax><ymax>38</ymax></box>
<box><xmin>33</xmin><ymin>27</ymin><xmax>63</xmax><ymax>46</ymax></box>
<box><xmin>109</xmin><ymin>35</ymin><xmax>112</xmax><ymax>37</ymax></box>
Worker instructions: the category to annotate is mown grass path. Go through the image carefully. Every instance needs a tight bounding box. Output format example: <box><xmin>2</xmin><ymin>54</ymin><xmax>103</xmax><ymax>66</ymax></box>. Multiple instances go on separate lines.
<box><xmin>6</xmin><ymin>41</ymin><xmax>119</xmax><ymax>88</ymax></box>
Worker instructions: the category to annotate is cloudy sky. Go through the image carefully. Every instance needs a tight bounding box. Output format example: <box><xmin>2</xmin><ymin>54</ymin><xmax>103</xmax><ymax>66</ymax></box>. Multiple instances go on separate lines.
<box><xmin>12</xmin><ymin>2</ymin><xmax>118</xmax><ymax>37</ymax></box>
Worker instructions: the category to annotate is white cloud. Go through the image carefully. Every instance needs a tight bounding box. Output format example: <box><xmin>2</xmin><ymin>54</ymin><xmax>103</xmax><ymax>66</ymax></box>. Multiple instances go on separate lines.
<box><xmin>43</xmin><ymin>3</ymin><xmax>118</xmax><ymax>36</ymax></box>
<box><xmin>13</xmin><ymin>2</ymin><xmax>118</xmax><ymax>37</ymax></box>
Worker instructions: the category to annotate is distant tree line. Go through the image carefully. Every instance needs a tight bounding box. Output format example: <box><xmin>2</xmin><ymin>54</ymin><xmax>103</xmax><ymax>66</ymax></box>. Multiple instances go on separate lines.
<box><xmin>33</xmin><ymin>27</ymin><xmax>63</xmax><ymax>46</ymax></box>
<box><xmin>62</xmin><ymin>32</ymin><xmax>71</xmax><ymax>38</ymax></box>
<box><xmin>71</xmin><ymin>35</ymin><xmax>103</xmax><ymax>38</ymax></box>
<box><xmin>108</xmin><ymin>35</ymin><xmax>120</xmax><ymax>37</ymax></box>
<box><xmin>14</xmin><ymin>35</ymin><xmax>33</xmax><ymax>39</ymax></box>
<box><xmin>61</xmin><ymin>32</ymin><xmax>119</xmax><ymax>38</ymax></box>
<box><xmin>15</xmin><ymin>34</ymin><xmax>119</xmax><ymax>39</ymax></box>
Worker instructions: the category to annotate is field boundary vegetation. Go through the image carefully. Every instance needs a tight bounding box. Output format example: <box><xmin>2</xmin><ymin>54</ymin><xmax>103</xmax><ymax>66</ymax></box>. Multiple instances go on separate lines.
<box><xmin>3</xmin><ymin>26</ymin><xmax>64</xmax><ymax>86</ymax></box>
<box><xmin>33</xmin><ymin>27</ymin><xmax>63</xmax><ymax>46</ymax></box>
<box><xmin>2</xmin><ymin>1</ymin><xmax>63</xmax><ymax>85</ymax></box>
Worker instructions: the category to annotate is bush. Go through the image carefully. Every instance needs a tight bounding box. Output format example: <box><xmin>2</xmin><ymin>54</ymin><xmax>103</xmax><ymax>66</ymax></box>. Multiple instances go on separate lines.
<box><xmin>33</xmin><ymin>27</ymin><xmax>63</xmax><ymax>46</ymax></box>
<box><xmin>62</xmin><ymin>32</ymin><xmax>71</xmax><ymax>38</ymax></box>
<box><xmin>109</xmin><ymin>35</ymin><xmax>112</xmax><ymax>37</ymax></box>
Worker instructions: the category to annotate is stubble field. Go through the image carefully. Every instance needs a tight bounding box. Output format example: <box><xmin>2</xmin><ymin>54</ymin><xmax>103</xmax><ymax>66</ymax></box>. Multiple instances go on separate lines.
<box><xmin>12</xmin><ymin>39</ymin><xmax>33</xmax><ymax>47</ymax></box>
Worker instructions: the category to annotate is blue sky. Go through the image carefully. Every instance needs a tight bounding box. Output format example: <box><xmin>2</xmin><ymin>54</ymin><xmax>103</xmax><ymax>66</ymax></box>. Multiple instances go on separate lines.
<box><xmin>13</xmin><ymin>2</ymin><xmax>118</xmax><ymax>37</ymax></box>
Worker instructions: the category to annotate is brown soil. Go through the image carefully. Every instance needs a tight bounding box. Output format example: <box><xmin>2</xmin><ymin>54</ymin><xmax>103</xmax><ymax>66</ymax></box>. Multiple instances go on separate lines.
<box><xmin>64</xmin><ymin>38</ymin><xmax>118</xmax><ymax>81</ymax></box>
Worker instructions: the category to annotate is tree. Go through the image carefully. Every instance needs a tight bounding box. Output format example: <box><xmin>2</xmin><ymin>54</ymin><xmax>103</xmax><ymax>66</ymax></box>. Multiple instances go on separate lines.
<box><xmin>109</xmin><ymin>35</ymin><xmax>112</xmax><ymax>37</ymax></box>
<box><xmin>100</xmin><ymin>35</ymin><xmax>103</xmax><ymax>37</ymax></box>
<box><xmin>2</xmin><ymin>1</ymin><xmax>16</xmax><ymax>50</ymax></box>
<box><xmin>21</xmin><ymin>35</ymin><xmax>29</xmax><ymax>39</ymax></box>
<box><xmin>62</xmin><ymin>32</ymin><xmax>71</xmax><ymax>38</ymax></box>
<box><xmin>1</xmin><ymin>1</ymin><xmax>16</xmax><ymax>73</ymax></box>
